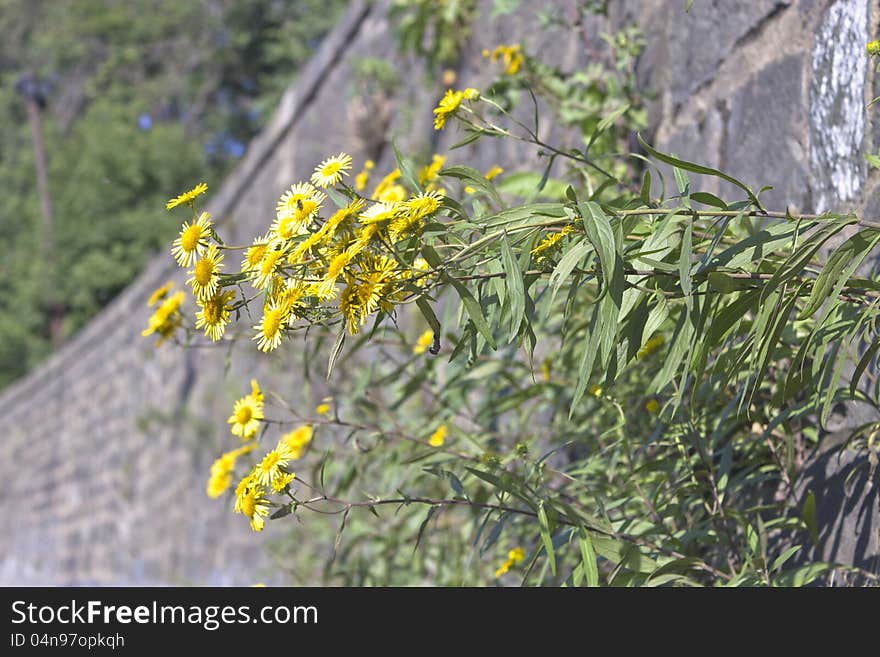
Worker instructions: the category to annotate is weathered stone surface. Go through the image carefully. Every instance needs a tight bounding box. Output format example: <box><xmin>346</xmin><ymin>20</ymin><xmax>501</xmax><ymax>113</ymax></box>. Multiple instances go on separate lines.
<box><xmin>809</xmin><ymin>0</ymin><xmax>869</xmax><ymax>213</ymax></box>
<box><xmin>722</xmin><ymin>54</ymin><xmax>811</xmax><ymax>210</ymax></box>
<box><xmin>795</xmin><ymin>442</ymin><xmax>880</xmax><ymax>577</ymax></box>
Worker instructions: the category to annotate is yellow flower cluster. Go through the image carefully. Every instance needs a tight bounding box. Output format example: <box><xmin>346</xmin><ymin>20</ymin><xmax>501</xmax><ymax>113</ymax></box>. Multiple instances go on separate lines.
<box><xmin>207</xmin><ymin>443</ymin><xmax>256</xmax><ymax>498</ymax></box>
<box><xmin>483</xmin><ymin>44</ymin><xmax>524</xmax><ymax>75</ymax></box>
<box><xmin>207</xmin><ymin>378</ymin><xmax>318</xmax><ymax>532</ymax></box>
<box><xmin>142</xmin><ymin>283</ymin><xmax>185</xmax><ymax>345</ymax></box>
<box><xmin>531</xmin><ymin>225</ymin><xmax>574</xmax><ymax>262</ymax></box>
<box><xmin>161</xmin><ymin>150</ymin><xmax>449</xmax><ymax>350</ymax></box>
<box><xmin>495</xmin><ymin>547</ymin><xmax>527</xmax><ymax>577</ymax></box>
<box><xmin>433</xmin><ymin>87</ymin><xmax>480</xmax><ymax>130</ymax></box>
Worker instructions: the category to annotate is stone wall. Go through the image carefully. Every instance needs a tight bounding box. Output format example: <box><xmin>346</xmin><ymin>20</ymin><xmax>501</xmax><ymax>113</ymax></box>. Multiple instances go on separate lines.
<box><xmin>0</xmin><ymin>0</ymin><xmax>877</xmax><ymax>584</ymax></box>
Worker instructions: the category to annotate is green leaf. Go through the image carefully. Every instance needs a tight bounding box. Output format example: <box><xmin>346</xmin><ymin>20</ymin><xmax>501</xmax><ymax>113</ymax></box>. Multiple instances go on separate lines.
<box><xmin>392</xmin><ymin>138</ymin><xmax>422</xmax><ymax>194</ymax></box>
<box><xmin>550</xmin><ymin>239</ymin><xmax>592</xmax><ymax>302</ymax></box>
<box><xmin>802</xmin><ymin>491</ymin><xmax>818</xmax><ymax>548</ymax></box>
<box><xmin>578</xmin><ymin>528</ymin><xmax>599</xmax><ymax>587</ymax></box>
<box><xmin>440</xmin><ymin>165</ymin><xmax>503</xmax><ymax>207</ymax></box>
<box><xmin>771</xmin><ymin>546</ymin><xmax>802</xmax><ymax>573</ymax></box>
<box><xmin>800</xmin><ymin>227</ymin><xmax>880</xmax><ymax>319</ymax></box>
<box><xmin>446</xmin><ymin>276</ymin><xmax>496</xmax><ymax>349</ymax></box>
<box><xmin>578</xmin><ymin>201</ymin><xmax>617</xmax><ymax>294</ymax></box>
<box><xmin>689</xmin><ymin>191</ymin><xmax>727</xmax><ymax>209</ymax></box>
<box><xmin>326</xmin><ymin>327</ymin><xmax>346</xmax><ymax>381</ymax></box>
<box><xmin>638</xmin><ymin>133</ymin><xmax>765</xmax><ymax>211</ymax></box>
<box><xmin>537</xmin><ymin>502</ymin><xmax>557</xmax><ymax>576</ymax></box>
<box><xmin>500</xmin><ymin>231</ymin><xmax>525</xmax><ymax>340</ymax></box>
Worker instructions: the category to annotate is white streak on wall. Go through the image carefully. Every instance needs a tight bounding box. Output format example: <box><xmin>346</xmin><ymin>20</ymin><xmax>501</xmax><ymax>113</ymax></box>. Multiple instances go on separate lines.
<box><xmin>810</xmin><ymin>0</ymin><xmax>867</xmax><ymax>213</ymax></box>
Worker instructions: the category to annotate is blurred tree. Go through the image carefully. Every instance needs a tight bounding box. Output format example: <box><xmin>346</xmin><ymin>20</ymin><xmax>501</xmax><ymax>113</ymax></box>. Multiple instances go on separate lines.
<box><xmin>0</xmin><ymin>0</ymin><xmax>349</xmax><ymax>387</ymax></box>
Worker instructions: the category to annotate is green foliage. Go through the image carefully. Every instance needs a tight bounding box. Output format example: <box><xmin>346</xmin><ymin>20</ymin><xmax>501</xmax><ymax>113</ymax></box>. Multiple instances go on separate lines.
<box><xmin>0</xmin><ymin>0</ymin><xmax>348</xmax><ymax>386</ymax></box>
<box><xmin>390</xmin><ymin>0</ymin><xmax>478</xmax><ymax>70</ymax></box>
<box><xmin>161</xmin><ymin>5</ymin><xmax>880</xmax><ymax>588</ymax></box>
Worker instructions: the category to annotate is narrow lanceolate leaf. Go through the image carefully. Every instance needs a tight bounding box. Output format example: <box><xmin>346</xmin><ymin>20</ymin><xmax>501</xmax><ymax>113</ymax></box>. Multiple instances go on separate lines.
<box><xmin>500</xmin><ymin>231</ymin><xmax>525</xmax><ymax>341</ymax></box>
<box><xmin>538</xmin><ymin>502</ymin><xmax>557</xmax><ymax>576</ymax></box>
<box><xmin>851</xmin><ymin>338</ymin><xmax>880</xmax><ymax>396</ymax></box>
<box><xmin>578</xmin><ymin>201</ymin><xmax>617</xmax><ymax>294</ymax></box>
<box><xmin>800</xmin><ymin>227</ymin><xmax>880</xmax><ymax>319</ymax></box>
<box><xmin>326</xmin><ymin>327</ymin><xmax>346</xmax><ymax>381</ymax></box>
<box><xmin>679</xmin><ymin>222</ymin><xmax>693</xmax><ymax>310</ymax></box>
<box><xmin>440</xmin><ymin>165</ymin><xmax>503</xmax><ymax>207</ymax></box>
<box><xmin>392</xmin><ymin>138</ymin><xmax>422</xmax><ymax>194</ymax></box>
<box><xmin>446</xmin><ymin>276</ymin><xmax>497</xmax><ymax>349</ymax></box>
<box><xmin>579</xmin><ymin>528</ymin><xmax>599</xmax><ymax>587</ymax></box>
<box><xmin>637</xmin><ymin>133</ymin><xmax>766</xmax><ymax>211</ymax></box>
<box><xmin>550</xmin><ymin>239</ymin><xmax>593</xmax><ymax>302</ymax></box>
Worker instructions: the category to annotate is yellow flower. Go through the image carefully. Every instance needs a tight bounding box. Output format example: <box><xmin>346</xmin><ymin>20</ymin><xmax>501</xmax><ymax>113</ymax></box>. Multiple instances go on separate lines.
<box><xmin>637</xmin><ymin>334</ymin><xmax>664</xmax><ymax>359</ymax></box>
<box><xmin>359</xmin><ymin>201</ymin><xmax>398</xmax><ymax>225</ymax></box>
<box><xmin>256</xmin><ymin>439</ymin><xmax>295</xmax><ymax>488</ymax></box>
<box><xmin>433</xmin><ymin>89</ymin><xmax>465</xmax><ymax>130</ymax></box>
<box><xmin>354</xmin><ymin>160</ymin><xmax>375</xmax><ymax>191</ymax></box>
<box><xmin>206</xmin><ymin>443</ymin><xmax>255</xmax><ymax>499</ymax></box>
<box><xmin>195</xmin><ymin>289</ymin><xmax>235</xmax><ymax>341</ymax></box>
<box><xmin>228</xmin><ymin>385</ymin><xmax>264</xmax><ymax>440</ymax></box>
<box><xmin>645</xmin><ymin>398</ymin><xmax>660</xmax><ymax>414</ymax></box>
<box><xmin>868</xmin><ymin>40</ymin><xmax>880</xmax><ymax>57</ymax></box>
<box><xmin>241</xmin><ymin>233</ymin><xmax>272</xmax><ymax>276</ymax></box>
<box><xmin>166</xmin><ymin>182</ymin><xmax>207</xmax><ymax>210</ymax></box>
<box><xmin>413</xmin><ymin>330</ymin><xmax>434</xmax><ymax>355</ymax></box>
<box><xmin>531</xmin><ymin>225</ymin><xmax>573</xmax><ymax>261</ymax></box>
<box><xmin>186</xmin><ymin>243</ymin><xmax>224</xmax><ymax>301</ymax></box>
<box><xmin>463</xmin><ymin>87</ymin><xmax>480</xmax><ymax>100</ymax></box>
<box><xmin>141</xmin><ymin>291</ymin><xmax>185</xmax><ymax>345</ymax></box>
<box><xmin>235</xmin><ymin>475</ymin><xmax>270</xmax><ymax>532</ymax></box>
<box><xmin>428</xmin><ymin>424</ymin><xmax>447</xmax><ymax>447</ymax></box>
<box><xmin>485</xmin><ymin>44</ymin><xmax>523</xmax><ymax>75</ymax></box>
<box><xmin>281</xmin><ymin>425</ymin><xmax>314</xmax><ymax>460</ymax></box>
<box><xmin>250</xmin><ymin>378</ymin><xmax>264</xmax><ymax>403</ymax></box>
<box><xmin>253</xmin><ymin>300</ymin><xmax>288</xmax><ymax>352</ymax></box>
<box><xmin>418</xmin><ymin>154</ymin><xmax>446</xmax><ymax>186</ymax></box>
<box><xmin>252</xmin><ymin>243</ymin><xmax>287</xmax><ymax>290</ymax></box>
<box><xmin>276</xmin><ymin>182</ymin><xmax>320</xmax><ymax>220</ymax></box>
<box><xmin>485</xmin><ymin>165</ymin><xmax>504</xmax><ymax>180</ymax></box>
<box><xmin>147</xmin><ymin>281</ymin><xmax>174</xmax><ymax>306</ymax></box>
<box><xmin>495</xmin><ymin>546</ymin><xmax>527</xmax><ymax>578</ymax></box>
<box><xmin>371</xmin><ymin>168</ymin><xmax>406</xmax><ymax>202</ymax></box>
<box><xmin>315</xmin><ymin>402</ymin><xmax>331</xmax><ymax>415</ymax></box>
<box><xmin>171</xmin><ymin>211</ymin><xmax>212</xmax><ymax>267</ymax></box>
<box><xmin>311</xmin><ymin>152</ymin><xmax>353</xmax><ymax>188</ymax></box>
<box><xmin>588</xmin><ymin>384</ymin><xmax>602</xmax><ymax>398</ymax></box>
<box><xmin>272</xmin><ymin>472</ymin><xmax>296</xmax><ymax>493</ymax></box>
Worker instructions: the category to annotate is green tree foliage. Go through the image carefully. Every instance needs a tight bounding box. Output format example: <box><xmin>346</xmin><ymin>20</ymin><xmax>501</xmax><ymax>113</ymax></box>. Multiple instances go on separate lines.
<box><xmin>0</xmin><ymin>0</ymin><xmax>348</xmax><ymax>387</ymax></box>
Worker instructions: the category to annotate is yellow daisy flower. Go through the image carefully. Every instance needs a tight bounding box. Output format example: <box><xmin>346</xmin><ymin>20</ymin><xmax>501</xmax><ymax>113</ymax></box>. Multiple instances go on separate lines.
<box><xmin>276</xmin><ymin>182</ymin><xmax>320</xmax><ymax>221</ymax></box>
<box><xmin>195</xmin><ymin>289</ymin><xmax>235</xmax><ymax>341</ymax></box>
<box><xmin>147</xmin><ymin>281</ymin><xmax>174</xmax><ymax>306</ymax></box>
<box><xmin>228</xmin><ymin>387</ymin><xmax>264</xmax><ymax>440</ymax></box>
<box><xmin>235</xmin><ymin>479</ymin><xmax>270</xmax><ymax>532</ymax></box>
<box><xmin>166</xmin><ymin>182</ymin><xmax>207</xmax><ymax>210</ymax></box>
<box><xmin>141</xmin><ymin>291</ymin><xmax>185</xmax><ymax>345</ymax></box>
<box><xmin>206</xmin><ymin>443</ymin><xmax>255</xmax><ymax>499</ymax></box>
<box><xmin>485</xmin><ymin>165</ymin><xmax>504</xmax><ymax>180</ymax></box>
<box><xmin>252</xmin><ymin>243</ymin><xmax>287</xmax><ymax>290</ymax></box>
<box><xmin>281</xmin><ymin>425</ymin><xmax>314</xmax><ymax>460</ymax></box>
<box><xmin>171</xmin><ymin>211</ymin><xmax>212</xmax><ymax>267</ymax></box>
<box><xmin>310</xmin><ymin>152</ymin><xmax>353</xmax><ymax>188</ymax></box>
<box><xmin>187</xmin><ymin>243</ymin><xmax>224</xmax><ymax>301</ymax></box>
<box><xmin>413</xmin><ymin>330</ymin><xmax>434</xmax><ymax>355</ymax></box>
<box><xmin>253</xmin><ymin>300</ymin><xmax>288</xmax><ymax>352</ymax></box>
<box><xmin>433</xmin><ymin>89</ymin><xmax>464</xmax><ymax>130</ymax></box>
<box><xmin>428</xmin><ymin>424</ymin><xmax>447</xmax><ymax>447</ymax></box>
<box><xmin>256</xmin><ymin>439</ymin><xmax>295</xmax><ymax>488</ymax></box>
<box><xmin>272</xmin><ymin>472</ymin><xmax>296</xmax><ymax>493</ymax></box>
<box><xmin>241</xmin><ymin>233</ymin><xmax>272</xmax><ymax>276</ymax></box>
<box><xmin>354</xmin><ymin>159</ymin><xmax>374</xmax><ymax>191</ymax></box>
